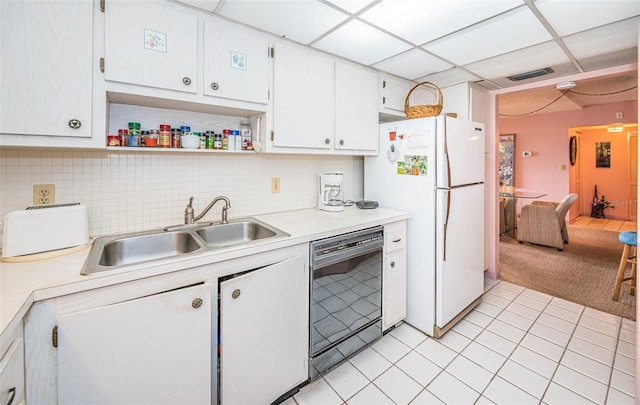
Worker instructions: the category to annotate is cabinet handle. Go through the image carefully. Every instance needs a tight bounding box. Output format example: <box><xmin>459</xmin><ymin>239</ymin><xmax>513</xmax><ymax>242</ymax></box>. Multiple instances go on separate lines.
<box><xmin>182</xmin><ymin>77</ymin><xmax>192</xmax><ymax>85</ymax></box>
<box><xmin>191</xmin><ymin>298</ymin><xmax>203</xmax><ymax>309</ymax></box>
<box><xmin>390</xmin><ymin>261</ymin><xmax>395</xmax><ymax>268</ymax></box>
<box><xmin>68</xmin><ymin>119</ymin><xmax>81</xmax><ymax>129</ymax></box>
<box><xmin>339</xmin><ymin>139</ymin><xmax>344</xmax><ymax>146</ymax></box>
<box><xmin>6</xmin><ymin>387</ymin><xmax>15</xmax><ymax>405</ymax></box>
<box><xmin>232</xmin><ymin>289</ymin><xmax>241</xmax><ymax>299</ymax></box>
<box><xmin>324</xmin><ymin>138</ymin><xmax>330</xmax><ymax>145</ymax></box>
<box><xmin>210</xmin><ymin>82</ymin><xmax>219</xmax><ymax>90</ymax></box>
<box><xmin>393</xmin><ymin>238</ymin><xmax>402</xmax><ymax>243</ymax></box>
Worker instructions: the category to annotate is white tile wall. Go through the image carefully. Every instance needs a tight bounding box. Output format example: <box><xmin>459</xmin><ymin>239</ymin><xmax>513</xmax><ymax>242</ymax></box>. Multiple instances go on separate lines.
<box><xmin>0</xmin><ymin>149</ymin><xmax>361</xmax><ymax>239</ymax></box>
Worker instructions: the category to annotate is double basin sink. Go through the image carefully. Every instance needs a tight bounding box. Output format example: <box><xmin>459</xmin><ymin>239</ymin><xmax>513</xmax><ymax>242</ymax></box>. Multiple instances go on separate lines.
<box><xmin>81</xmin><ymin>218</ymin><xmax>289</xmax><ymax>275</ymax></box>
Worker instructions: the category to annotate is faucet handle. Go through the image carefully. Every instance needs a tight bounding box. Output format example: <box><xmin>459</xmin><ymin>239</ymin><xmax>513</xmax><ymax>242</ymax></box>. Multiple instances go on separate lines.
<box><xmin>188</xmin><ymin>196</ymin><xmax>194</xmax><ymax>207</ymax></box>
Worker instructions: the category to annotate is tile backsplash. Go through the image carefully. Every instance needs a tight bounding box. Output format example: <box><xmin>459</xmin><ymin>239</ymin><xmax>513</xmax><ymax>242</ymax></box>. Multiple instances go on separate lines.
<box><xmin>1</xmin><ymin>149</ymin><xmax>362</xmax><ymax>239</ymax></box>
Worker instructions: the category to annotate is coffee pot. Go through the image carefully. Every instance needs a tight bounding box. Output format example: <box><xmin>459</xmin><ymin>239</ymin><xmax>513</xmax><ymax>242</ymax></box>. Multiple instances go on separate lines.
<box><xmin>318</xmin><ymin>172</ymin><xmax>344</xmax><ymax>212</ymax></box>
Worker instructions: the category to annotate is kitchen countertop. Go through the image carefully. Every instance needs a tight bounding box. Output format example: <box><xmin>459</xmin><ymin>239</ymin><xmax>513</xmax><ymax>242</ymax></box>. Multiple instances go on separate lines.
<box><xmin>0</xmin><ymin>206</ymin><xmax>409</xmax><ymax>342</ymax></box>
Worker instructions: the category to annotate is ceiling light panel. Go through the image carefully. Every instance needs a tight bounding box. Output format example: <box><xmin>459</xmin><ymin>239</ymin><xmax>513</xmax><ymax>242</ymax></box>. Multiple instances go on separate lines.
<box><xmin>563</xmin><ymin>17</ymin><xmax>640</xmax><ymax>60</ymax></box>
<box><xmin>422</xmin><ymin>6</ymin><xmax>552</xmax><ymax>66</ymax></box>
<box><xmin>463</xmin><ymin>41</ymin><xmax>570</xmax><ymax>80</ymax></box>
<box><xmin>175</xmin><ymin>0</ymin><xmax>221</xmax><ymax>12</ymax></box>
<box><xmin>417</xmin><ymin>67</ymin><xmax>482</xmax><ymax>88</ymax></box>
<box><xmin>324</xmin><ymin>0</ymin><xmax>377</xmax><ymax>14</ymax></box>
<box><xmin>312</xmin><ymin>20</ymin><xmax>413</xmax><ymax>65</ymax></box>
<box><xmin>373</xmin><ymin>49</ymin><xmax>453</xmax><ymax>80</ymax></box>
<box><xmin>218</xmin><ymin>0</ymin><xmax>349</xmax><ymax>45</ymax></box>
<box><xmin>360</xmin><ymin>0</ymin><xmax>522</xmax><ymax>45</ymax></box>
<box><xmin>535</xmin><ymin>0</ymin><xmax>640</xmax><ymax>37</ymax></box>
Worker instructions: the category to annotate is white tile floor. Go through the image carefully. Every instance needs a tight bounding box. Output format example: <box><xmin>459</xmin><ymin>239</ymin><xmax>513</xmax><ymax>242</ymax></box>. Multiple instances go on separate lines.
<box><xmin>286</xmin><ymin>278</ymin><xmax>636</xmax><ymax>404</ymax></box>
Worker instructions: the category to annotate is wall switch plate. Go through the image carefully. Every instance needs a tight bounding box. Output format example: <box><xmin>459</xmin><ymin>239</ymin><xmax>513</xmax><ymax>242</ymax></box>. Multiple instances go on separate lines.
<box><xmin>616</xmin><ymin>112</ymin><xmax>624</xmax><ymax>119</ymax></box>
<box><xmin>33</xmin><ymin>184</ymin><xmax>55</xmax><ymax>205</ymax></box>
<box><xmin>271</xmin><ymin>178</ymin><xmax>280</xmax><ymax>193</ymax></box>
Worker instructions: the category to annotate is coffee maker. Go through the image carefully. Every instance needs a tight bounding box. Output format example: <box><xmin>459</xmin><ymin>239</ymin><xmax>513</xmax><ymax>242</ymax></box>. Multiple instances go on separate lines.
<box><xmin>318</xmin><ymin>172</ymin><xmax>344</xmax><ymax>212</ymax></box>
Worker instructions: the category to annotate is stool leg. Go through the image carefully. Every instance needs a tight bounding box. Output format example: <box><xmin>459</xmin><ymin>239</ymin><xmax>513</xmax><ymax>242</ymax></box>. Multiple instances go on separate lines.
<box><xmin>613</xmin><ymin>244</ymin><xmax>631</xmax><ymax>301</ymax></box>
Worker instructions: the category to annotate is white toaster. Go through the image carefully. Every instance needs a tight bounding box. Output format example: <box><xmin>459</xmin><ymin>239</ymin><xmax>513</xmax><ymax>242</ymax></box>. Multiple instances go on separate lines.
<box><xmin>2</xmin><ymin>203</ymin><xmax>89</xmax><ymax>258</ymax></box>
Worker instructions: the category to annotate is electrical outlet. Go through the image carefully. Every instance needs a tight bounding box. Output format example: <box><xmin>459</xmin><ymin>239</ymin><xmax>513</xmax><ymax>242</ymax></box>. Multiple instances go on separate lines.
<box><xmin>616</xmin><ymin>112</ymin><xmax>624</xmax><ymax>119</ymax></box>
<box><xmin>271</xmin><ymin>177</ymin><xmax>280</xmax><ymax>193</ymax></box>
<box><xmin>33</xmin><ymin>184</ymin><xmax>55</xmax><ymax>206</ymax></box>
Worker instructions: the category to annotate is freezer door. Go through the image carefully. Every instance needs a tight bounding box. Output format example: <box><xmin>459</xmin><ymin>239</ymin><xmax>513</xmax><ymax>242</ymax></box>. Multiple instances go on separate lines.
<box><xmin>437</xmin><ymin>117</ymin><xmax>485</xmax><ymax>188</ymax></box>
<box><xmin>435</xmin><ymin>184</ymin><xmax>484</xmax><ymax>328</ymax></box>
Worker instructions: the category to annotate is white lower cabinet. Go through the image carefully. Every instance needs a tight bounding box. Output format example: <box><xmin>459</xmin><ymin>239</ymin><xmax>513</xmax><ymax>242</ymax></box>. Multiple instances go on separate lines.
<box><xmin>0</xmin><ymin>326</ymin><xmax>25</xmax><ymax>405</ymax></box>
<box><xmin>219</xmin><ymin>255</ymin><xmax>308</xmax><ymax>404</ymax></box>
<box><xmin>57</xmin><ymin>283</ymin><xmax>212</xmax><ymax>405</ymax></box>
<box><xmin>383</xmin><ymin>221</ymin><xmax>407</xmax><ymax>330</ymax></box>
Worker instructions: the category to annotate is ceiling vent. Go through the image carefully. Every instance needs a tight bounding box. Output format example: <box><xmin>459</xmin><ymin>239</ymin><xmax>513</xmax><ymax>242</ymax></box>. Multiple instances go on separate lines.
<box><xmin>507</xmin><ymin>67</ymin><xmax>554</xmax><ymax>81</ymax></box>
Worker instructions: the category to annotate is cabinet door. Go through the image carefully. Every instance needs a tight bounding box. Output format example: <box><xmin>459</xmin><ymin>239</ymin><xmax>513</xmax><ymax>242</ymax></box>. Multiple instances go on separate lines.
<box><xmin>335</xmin><ymin>62</ymin><xmax>378</xmax><ymax>153</ymax></box>
<box><xmin>0</xmin><ymin>338</ymin><xmax>24</xmax><ymax>405</ymax></box>
<box><xmin>203</xmin><ymin>21</ymin><xmax>269</xmax><ymax>104</ymax></box>
<box><xmin>104</xmin><ymin>0</ymin><xmax>198</xmax><ymax>93</ymax></box>
<box><xmin>383</xmin><ymin>250</ymin><xmax>407</xmax><ymax>330</ymax></box>
<box><xmin>380</xmin><ymin>74</ymin><xmax>413</xmax><ymax>115</ymax></box>
<box><xmin>273</xmin><ymin>41</ymin><xmax>333</xmax><ymax>149</ymax></box>
<box><xmin>58</xmin><ymin>283</ymin><xmax>212</xmax><ymax>405</ymax></box>
<box><xmin>220</xmin><ymin>255</ymin><xmax>308</xmax><ymax>404</ymax></box>
<box><xmin>0</xmin><ymin>0</ymin><xmax>92</xmax><ymax>137</ymax></box>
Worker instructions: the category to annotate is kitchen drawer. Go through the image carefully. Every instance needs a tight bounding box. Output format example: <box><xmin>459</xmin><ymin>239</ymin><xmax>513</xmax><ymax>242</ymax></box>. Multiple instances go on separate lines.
<box><xmin>385</xmin><ymin>221</ymin><xmax>406</xmax><ymax>253</ymax></box>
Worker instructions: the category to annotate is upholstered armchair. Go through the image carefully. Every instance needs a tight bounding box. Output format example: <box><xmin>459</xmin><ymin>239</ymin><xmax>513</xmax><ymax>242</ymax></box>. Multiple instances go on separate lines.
<box><xmin>499</xmin><ymin>197</ymin><xmax>516</xmax><ymax>235</ymax></box>
<box><xmin>517</xmin><ymin>193</ymin><xmax>578</xmax><ymax>250</ymax></box>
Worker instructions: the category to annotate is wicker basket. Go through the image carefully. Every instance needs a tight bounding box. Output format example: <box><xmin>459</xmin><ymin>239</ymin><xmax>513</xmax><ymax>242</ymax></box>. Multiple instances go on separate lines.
<box><xmin>404</xmin><ymin>81</ymin><xmax>443</xmax><ymax>119</ymax></box>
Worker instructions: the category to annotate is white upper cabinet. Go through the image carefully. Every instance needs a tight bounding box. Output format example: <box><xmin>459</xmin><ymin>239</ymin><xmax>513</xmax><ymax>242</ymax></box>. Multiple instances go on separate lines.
<box><xmin>0</xmin><ymin>0</ymin><xmax>93</xmax><ymax>138</ymax></box>
<box><xmin>270</xmin><ymin>40</ymin><xmax>378</xmax><ymax>155</ymax></box>
<box><xmin>104</xmin><ymin>0</ymin><xmax>198</xmax><ymax>93</ymax></box>
<box><xmin>334</xmin><ymin>62</ymin><xmax>378</xmax><ymax>153</ymax></box>
<box><xmin>379</xmin><ymin>74</ymin><xmax>413</xmax><ymax>117</ymax></box>
<box><xmin>203</xmin><ymin>21</ymin><xmax>269</xmax><ymax>104</ymax></box>
<box><xmin>272</xmin><ymin>40</ymin><xmax>334</xmax><ymax>150</ymax></box>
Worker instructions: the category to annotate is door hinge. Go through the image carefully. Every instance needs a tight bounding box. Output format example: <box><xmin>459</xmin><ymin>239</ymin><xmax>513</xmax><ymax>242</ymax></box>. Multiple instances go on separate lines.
<box><xmin>269</xmin><ymin>47</ymin><xmax>274</xmax><ymax>58</ymax></box>
<box><xmin>270</xmin><ymin>131</ymin><xmax>274</xmax><ymax>141</ymax></box>
<box><xmin>100</xmin><ymin>0</ymin><xmax>105</xmax><ymax>12</ymax></box>
<box><xmin>382</xmin><ymin>96</ymin><xmax>386</xmax><ymax>105</ymax></box>
<box><xmin>52</xmin><ymin>326</ymin><xmax>58</xmax><ymax>348</ymax></box>
<box><xmin>100</xmin><ymin>57</ymin><xmax>105</xmax><ymax>73</ymax></box>
<box><xmin>383</xmin><ymin>80</ymin><xmax>386</xmax><ymax>88</ymax></box>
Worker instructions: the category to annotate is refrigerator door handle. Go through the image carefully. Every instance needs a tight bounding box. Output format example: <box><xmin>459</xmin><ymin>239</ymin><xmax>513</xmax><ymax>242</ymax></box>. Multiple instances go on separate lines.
<box><xmin>442</xmin><ymin>190</ymin><xmax>450</xmax><ymax>261</ymax></box>
<box><xmin>443</xmin><ymin>118</ymin><xmax>451</xmax><ymax>188</ymax></box>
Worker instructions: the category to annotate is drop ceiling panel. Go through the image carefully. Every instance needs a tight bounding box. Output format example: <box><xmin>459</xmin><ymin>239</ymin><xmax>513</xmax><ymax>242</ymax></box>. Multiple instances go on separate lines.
<box><xmin>464</xmin><ymin>41</ymin><xmax>570</xmax><ymax>81</ymax></box>
<box><xmin>175</xmin><ymin>0</ymin><xmax>221</xmax><ymax>12</ymax></box>
<box><xmin>359</xmin><ymin>0</ymin><xmax>522</xmax><ymax>45</ymax></box>
<box><xmin>422</xmin><ymin>6</ymin><xmax>553</xmax><ymax>66</ymax></box>
<box><xmin>563</xmin><ymin>17</ymin><xmax>640</xmax><ymax>60</ymax></box>
<box><xmin>324</xmin><ymin>0</ymin><xmax>377</xmax><ymax>14</ymax></box>
<box><xmin>312</xmin><ymin>19</ymin><xmax>412</xmax><ymax>65</ymax></box>
<box><xmin>372</xmin><ymin>49</ymin><xmax>453</xmax><ymax>80</ymax></box>
<box><xmin>417</xmin><ymin>68</ymin><xmax>482</xmax><ymax>88</ymax></box>
<box><xmin>218</xmin><ymin>0</ymin><xmax>349</xmax><ymax>45</ymax></box>
<box><xmin>535</xmin><ymin>0</ymin><xmax>640</xmax><ymax>36</ymax></box>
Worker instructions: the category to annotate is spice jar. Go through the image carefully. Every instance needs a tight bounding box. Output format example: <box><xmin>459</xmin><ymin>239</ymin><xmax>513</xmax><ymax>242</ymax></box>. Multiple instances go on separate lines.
<box><xmin>171</xmin><ymin>128</ymin><xmax>181</xmax><ymax>148</ymax></box>
<box><xmin>107</xmin><ymin>135</ymin><xmax>120</xmax><ymax>147</ymax></box>
<box><xmin>223</xmin><ymin>129</ymin><xmax>231</xmax><ymax>150</ymax></box>
<box><xmin>128</xmin><ymin>122</ymin><xmax>141</xmax><ymax>147</ymax></box>
<box><xmin>159</xmin><ymin>124</ymin><xmax>171</xmax><ymax>148</ymax></box>
<box><xmin>146</xmin><ymin>129</ymin><xmax>159</xmax><ymax>147</ymax></box>
<box><xmin>118</xmin><ymin>129</ymin><xmax>129</xmax><ymax>147</ymax></box>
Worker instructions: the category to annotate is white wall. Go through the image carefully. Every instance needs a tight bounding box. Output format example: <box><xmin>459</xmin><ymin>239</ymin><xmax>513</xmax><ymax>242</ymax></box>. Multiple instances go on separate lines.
<box><xmin>0</xmin><ymin>149</ymin><xmax>357</xmax><ymax>239</ymax></box>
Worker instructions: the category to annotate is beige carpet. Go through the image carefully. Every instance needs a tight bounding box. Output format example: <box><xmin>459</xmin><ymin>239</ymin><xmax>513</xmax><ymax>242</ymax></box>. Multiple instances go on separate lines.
<box><xmin>499</xmin><ymin>225</ymin><xmax>636</xmax><ymax>320</ymax></box>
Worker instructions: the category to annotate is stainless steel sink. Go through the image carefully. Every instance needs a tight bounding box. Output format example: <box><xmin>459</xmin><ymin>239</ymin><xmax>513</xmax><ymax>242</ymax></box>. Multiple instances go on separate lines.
<box><xmin>195</xmin><ymin>220</ymin><xmax>287</xmax><ymax>247</ymax></box>
<box><xmin>81</xmin><ymin>218</ymin><xmax>289</xmax><ymax>275</ymax></box>
<box><xmin>99</xmin><ymin>232</ymin><xmax>203</xmax><ymax>267</ymax></box>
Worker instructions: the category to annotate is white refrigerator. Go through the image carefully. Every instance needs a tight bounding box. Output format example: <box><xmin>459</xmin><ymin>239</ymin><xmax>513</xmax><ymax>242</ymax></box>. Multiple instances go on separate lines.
<box><xmin>365</xmin><ymin>116</ymin><xmax>485</xmax><ymax>337</ymax></box>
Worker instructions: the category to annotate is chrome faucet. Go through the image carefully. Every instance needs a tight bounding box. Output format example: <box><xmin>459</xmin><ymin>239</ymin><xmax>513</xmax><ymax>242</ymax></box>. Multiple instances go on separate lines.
<box><xmin>185</xmin><ymin>195</ymin><xmax>231</xmax><ymax>225</ymax></box>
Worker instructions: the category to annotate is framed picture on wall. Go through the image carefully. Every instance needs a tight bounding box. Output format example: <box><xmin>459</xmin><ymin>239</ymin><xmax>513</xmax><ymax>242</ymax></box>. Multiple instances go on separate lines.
<box><xmin>595</xmin><ymin>141</ymin><xmax>611</xmax><ymax>168</ymax></box>
<box><xmin>499</xmin><ymin>134</ymin><xmax>516</xmax><ymax>187</ymax></box>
